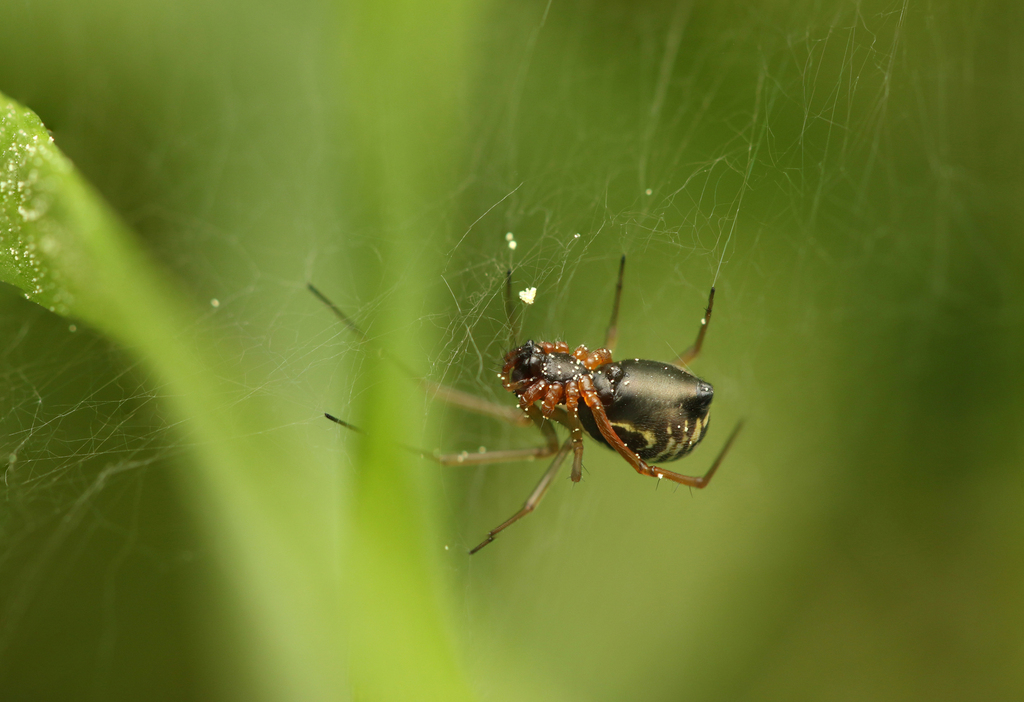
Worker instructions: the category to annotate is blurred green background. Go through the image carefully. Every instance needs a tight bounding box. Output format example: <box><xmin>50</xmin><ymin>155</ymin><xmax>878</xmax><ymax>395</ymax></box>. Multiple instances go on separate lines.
<box><xmin>1</xmin><ymin>0</ymin><xmax>1022</xmax><ymax>700</ymax></box>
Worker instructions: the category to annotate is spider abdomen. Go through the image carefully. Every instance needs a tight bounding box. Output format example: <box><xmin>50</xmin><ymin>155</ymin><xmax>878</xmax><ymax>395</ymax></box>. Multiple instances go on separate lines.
<box><xmin>578</xmin><ymin>359</ymin><xmax>713</xmax><ymax>462</ymax></box>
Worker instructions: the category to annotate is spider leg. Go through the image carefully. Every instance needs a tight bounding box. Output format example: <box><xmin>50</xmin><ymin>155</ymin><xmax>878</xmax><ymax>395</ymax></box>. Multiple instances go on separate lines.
<box><xmin>564</xmin><ymin>381</ymin><xmax>585</xmax><ymax>482</ymax></box>
<box><xmin>326</xmin><ymin>379</ymin><xmax>540</xmax><ymax>461</ymax></box>
<box><xmin>578</xmin><ymin>376</ymin><xmax>742</xmax><ymax>488</ymax></box>
<box><xmin>312</xmin><ymin>283</ymin><xmax>586</xmax><ymax>484</ymax></box>
<box><xmin>309</xmin><ymin>281</ymin><xmax>417</xmax><ymax>376</ymax></box>
<box><xmin>518</xmin><ymin>379</ymin><xmax>550</xmax><ymax>407</ymax></box>
<box><xmin>311</xmin><ymin>283</ymin><xmax>536</xmax><ymax>429</ymax></box>
<box><xmin>325</xmin><ymin>409</ymin><xmax>563</xmax><ymax>468</ymax></box>
<box><xmin>325</xmin><ymin>412</ymin><xmax>439</xmax><ymax>460</ymax></box>
<box><xmin>434</xmin><ymin>403</ymin><xmax>559</xmax><ymax>466</ymax></box>
<box><xmin>433</xmin><ymin>446</ymin><xmax>559</xmax><ymax>466</ymax></box>
<box><xmin>540</xmin><ymin>382</ymin><xmax>564</xmax><ymax>416</ymax></box>
<box><xmin>423</xmin><ymin>380</ymin><xmax>531</xmax><ymax>427</ymax></box>
<box><xmin>568</xmin><ymin>421</ymin><xmax>585</xmax><ymax>482</ymax></box>
<box><xmin>308</xmin><ymin>283</ymin><xmax>366</xmax><ymax>340</ymax></box>
<box><xmin>327</xmin><ymin>402</ymin><xmax>558</xmax><ymax>466</ymax></box>
<box><xmin>673</xmin><ymin>286</ymin><xmax>715</xmax><ymax>367</ymax></box>
<box><xmin>603</xmin><ymin>255</ymin><xmax>626</xmax><ymax>353</ymax></box>
<box><xmin>324</xmin><ymin>413</ymin><xmax>358</xmax><ymax>431</ymax></box>
<box><xmin>469</xmin><ymin>437</ymin><xmax>573</xmax><ymax>554</ymax></box>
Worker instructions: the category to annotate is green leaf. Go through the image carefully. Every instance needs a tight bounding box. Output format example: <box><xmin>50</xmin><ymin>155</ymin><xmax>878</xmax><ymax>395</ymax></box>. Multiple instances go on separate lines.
<box><xmin>0</xmin><ymin>90</ymin><xmax>473</xmax><ymax>701</ymax></box>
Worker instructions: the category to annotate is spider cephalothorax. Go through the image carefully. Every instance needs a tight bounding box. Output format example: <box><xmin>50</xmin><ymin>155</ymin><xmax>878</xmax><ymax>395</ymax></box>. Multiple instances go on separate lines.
<box><xmin>499</xmin><ymin>340</ymin><xmax>610</xmax><ymax>416</ymax></box>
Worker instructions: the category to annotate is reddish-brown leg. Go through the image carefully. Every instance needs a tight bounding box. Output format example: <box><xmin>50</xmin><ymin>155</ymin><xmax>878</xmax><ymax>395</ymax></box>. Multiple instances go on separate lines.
<box><xmin>564</xmin><ymin>380</ymin><xmax>585</xmax><ymax>482</ymax></box>
<box><xmin>469</xmin><ymin>437</ymin><xmax>574</xmax><ymax>554</ymax></box>
<box><xmin>541</xmin><ymin>382</ymin><xmax>564</xmax><ymax>417</ymax></box>
<box><xmin>674</xmin><ymin>287</ymin><xmax>715</xmax><ymax>367</ymax></box>
<box><xmin>572</xmin><ymin>344</ymin><xmax>613</xmax><ymax>370</ymax></box>
<box><xmin>518</xmin><ymin>379</ymin><xmax>550</xmax><ymax>408</ymax></box>
<box><xmin>578</xmin><ymin>376</ymin><xmax>742</xmax><ymax>488</ymax></box>
<box><xmin>539</xmin><ymin>341</ymin><xmax>570</xmax><ymax>354</ymax></box>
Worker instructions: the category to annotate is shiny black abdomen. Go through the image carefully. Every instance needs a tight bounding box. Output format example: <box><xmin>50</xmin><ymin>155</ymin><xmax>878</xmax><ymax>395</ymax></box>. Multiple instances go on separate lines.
<box><xmin>577</xmin><ymin>359</ymin><xmax>713</xmax><ymax>462</ymax></box>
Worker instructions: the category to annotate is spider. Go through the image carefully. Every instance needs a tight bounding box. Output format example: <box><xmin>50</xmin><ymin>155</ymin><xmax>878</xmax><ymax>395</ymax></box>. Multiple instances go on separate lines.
<box><xmin>310</xmin><ymin>256</ymin><xmax>742</xmax><ymax>554</ymax></box>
